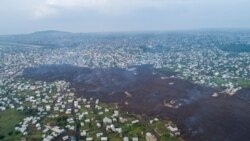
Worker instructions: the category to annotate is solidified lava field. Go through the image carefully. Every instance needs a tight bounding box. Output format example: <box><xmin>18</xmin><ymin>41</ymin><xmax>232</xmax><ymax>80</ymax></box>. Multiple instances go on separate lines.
<box><xmin>22</xmin><ymin>64</ymin><xmax>250</xmax><ymax>141</ymax></box>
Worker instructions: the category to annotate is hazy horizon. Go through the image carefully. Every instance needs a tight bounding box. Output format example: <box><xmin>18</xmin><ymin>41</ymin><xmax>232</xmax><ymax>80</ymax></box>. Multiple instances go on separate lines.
<box><xmin>1</xmin><ymin>0</ymin><xmax>250</xmax><ymax>34</ymax></box>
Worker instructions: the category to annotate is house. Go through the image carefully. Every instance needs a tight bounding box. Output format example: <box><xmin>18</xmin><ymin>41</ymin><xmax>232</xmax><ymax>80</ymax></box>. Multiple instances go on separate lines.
<box><xmin>66</xmin><ymin>109</ymin><xmax>71</xmax><ymax>114</ymax></box>
<box><xmin>166</xmin><ymin>125</ymin><xmax>178</xmax><ymax>132</ymax></box>
<box><xmin>86</xmin><ymin>137</ymin><xmax>93</xmax><ymax>141</ymax></box>
<box><xmin>119</xmin><ymin>117</ymin><xmax>127</xmax><ymax>123</ymax></box>
<box><xmin>80</xmin><ymin>130</ymin><xmax>86</xmax><ymax>136</ymax></box>
<box><xmin>146</xmin><ymin>132</ymin><xmax>157</xmax><ymax>141</ymax></box>
<box><xmin>62</xmin><ymin>136</ymin><xmax>69</xmax><ymax>141</ymax></box>
<box><xmin>112</xmin><ymin>118</ymin><xmax>117</xmax><ymax>122</ymax></box>
<box><xmin>115</xmin><ymin>128</ymin><xmax>122</xmax><ymax>134</ymax></box>
<box><xmin>96</xmin><ymin>122</ymin><xmax>101</xmax><ymax>128</ymax></box>
<box><xmin>51</xmin><ymin>126</ymin><xmax>64</xmax><ymax>134</ymax></box>
<box><xmin>85</xmin><ymin>119</ymin><xmax>90</xmax><ymax>123</ymax></box>
<box><xmin>96</xmin><ymin>132</ymin><xmax>103</xmax><ymax>138</ymax></box>
<box><xmin>45</xmin><ymin>105</ymin><xmax>51</xmax><ymax>111</ymax></box>
<box><xmin>85</xmin><ymin>105</ymin><xmax>91</xmax><ymax>108</ymax></box>
<box><xmin>112</xmin><ymin>110</ymin><xmax>119</xmax><ymax>117</ymax></box>
<box><xmin>131</xmin><ymin>120</ymin><xmax>139</xmax><ymax>124</ymax></box>
<box><xmin>95</xmin><ymin>99</ymin><xmax>99</xmax><ymax>105</ymax></box>
<box><xmin>104</xmin><ymin>108</ymin><xmax>109</xmax><ymax>112</ymax></box>
<box><xmin>132</xmin><ymin>137</ymin><xmax>139</xmax><ymax>141</ymax></box>
<box><xmin>80</xmin><ymin>122</ymin><xmax>85</xmax><ymax>126</ymax></box>
<box><xmin>103</xmin><ymin>117</ymin><xmax>112</xmax><ymax>124</ymax></box>
<box><xmin>123</xmin><ymin>137</ymin><xmax>129</xmax><ymax>141</ymax></box>
<box><xmin>101</xmin><ymin>137</ymin><xmax>108</xmax><ymax>141</ymax></box>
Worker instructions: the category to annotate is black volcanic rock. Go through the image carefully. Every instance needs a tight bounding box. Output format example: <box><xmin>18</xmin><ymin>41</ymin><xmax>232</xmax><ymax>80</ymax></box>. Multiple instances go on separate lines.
<box><xmin>22</xmin><ymin>64</ymin><xmax>250</xmax><ymax>141</ymax></box>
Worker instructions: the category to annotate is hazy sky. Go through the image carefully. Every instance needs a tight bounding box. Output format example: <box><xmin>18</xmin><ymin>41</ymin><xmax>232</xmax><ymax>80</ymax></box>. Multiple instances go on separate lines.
<box><xmin>1</xmin><ymin>0</ymin><xmax>250</xmax><ymax>34</ymax></box>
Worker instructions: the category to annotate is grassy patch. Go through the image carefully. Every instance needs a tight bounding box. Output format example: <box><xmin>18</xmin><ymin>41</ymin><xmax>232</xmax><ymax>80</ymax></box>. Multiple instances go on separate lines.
<box><xmin>27</xmin><ymin>125</ymin><xmax>43</xmax><ymax>141</ymax></box>
<box><xmin>210</xmin><ymin>77</ymin><xmax>228</xmax><ymax>85</ymax></box>
<box><xmin>235</xmin><ymin>79</ymin><xmax>250</xmax><ymax>88</ymax></box>
<box><xmin>0</xmin><ymin>109</ymin><xmax>25</xmax><ymax>141</ymax></box>
<box><xmin>122</xmin><ymin>123</ymin><xmax>147</xmax><ymax>138</ymax></box>
<box><xmin>108</xmin><ymin>136</ymin><xmax>122</xmax><ymax>141</ymax></box>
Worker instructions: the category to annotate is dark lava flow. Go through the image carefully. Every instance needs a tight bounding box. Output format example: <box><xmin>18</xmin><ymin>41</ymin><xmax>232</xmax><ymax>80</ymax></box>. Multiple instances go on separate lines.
<box><xmin>22</xmin><ymin>64</ymin><xmax>250</xmax><ymax>141</ymax></box>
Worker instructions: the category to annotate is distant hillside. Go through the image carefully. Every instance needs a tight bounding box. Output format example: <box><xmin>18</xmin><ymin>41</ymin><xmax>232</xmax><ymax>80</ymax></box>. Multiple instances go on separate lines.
<box><xmin>0</xmin><ymin>30</ymin><xmax>74</xmax><ymax>48</ymax></box>
<box><xmin>30</xmin><ymin>30</ymin><xmax>71</xmax><ymax>36</ymax></box>
<box><xmin>1</xmin><ymin>30</ymin><xmax>250</xmax><ymax>50</ymax></box>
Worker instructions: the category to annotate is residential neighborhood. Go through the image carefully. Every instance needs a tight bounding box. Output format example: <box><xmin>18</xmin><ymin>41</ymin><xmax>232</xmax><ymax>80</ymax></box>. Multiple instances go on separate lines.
<box><xmin>1</xmin><ymin>31</ymin><xmax>250</xmax><ymax>95</ymax></box>
<box><xmin>0</xmin><ymin>79</ymin><xmax>182</xmax><ymax>141</ymax></box>
<box><xmin>1</xmin><ymin>31</ymin><xmax>250</xmax><ymax>141</ymax></box>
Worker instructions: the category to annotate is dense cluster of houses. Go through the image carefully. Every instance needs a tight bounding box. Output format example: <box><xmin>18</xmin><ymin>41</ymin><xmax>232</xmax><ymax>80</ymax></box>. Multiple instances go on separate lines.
<box><xmin>2</xmin><ymin>32</ymin><xmax>248</xmax><ymax>140</ymax></box>
<box><xmin>0</xmin><ymin>79</ymin><xmax>181</xmax><ymax>141</ymax></box>
<box><xmin>1</xmin><ymin>33</ymin><xmax>250</xmax><ymax>94</ymax></box>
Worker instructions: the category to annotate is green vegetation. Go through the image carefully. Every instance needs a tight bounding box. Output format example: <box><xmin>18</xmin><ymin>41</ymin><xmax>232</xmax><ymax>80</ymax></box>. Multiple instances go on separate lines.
<box><xmin>210</xmin><ymin>77</ymin><xmax>228</xmax><ymax>85</ymax></box>
<box><xmin>123</xmin><ymin>123</ymin><xmax>146</xmax><ymax>137</ymax></box>
<box><xmin>152</xmin><ymin>121</ymin><xmax>183</xmax><ymax>141</ymax></box>
<box><xmin>55</xmin><ymin>115</ymin><xmax>69</xmax><ymax>127</ymax></box>
<box><xmin>26</xmin><ymin>125</ymin><xmax>43</xmax><ymax>141</ymax></box>
<box><xmin>235</xmin><ymin>79</ymin><xmax>250</xmax><ymax>88</ymax></box>
<box><xmin>0</xmin><ymin>79</ymin><xmax>183</xmax><ymax>141</ymax></box>
<box><xmin>107</xmin><ymin>136</ymin><xmax>122</xmax><ymax>141</ymax></box>
<box><xmin>0</xmin><ymin>109</ymin><xmax>25</xmax><ymax>141</ymax></box>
